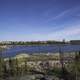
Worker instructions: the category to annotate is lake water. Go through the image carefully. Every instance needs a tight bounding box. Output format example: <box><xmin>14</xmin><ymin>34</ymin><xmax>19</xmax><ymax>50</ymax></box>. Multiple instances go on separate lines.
<box><xmin>0</xmin><ymin>44</ymin><xmax>80</xmax><ymax>58</ymax></box>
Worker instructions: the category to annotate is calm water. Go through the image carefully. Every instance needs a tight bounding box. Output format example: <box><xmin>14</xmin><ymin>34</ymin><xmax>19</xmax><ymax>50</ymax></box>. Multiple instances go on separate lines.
<box><xmin>0</xmin><ymin>44</ymin><xmax>80</xmax><ymax>58</ymax></box>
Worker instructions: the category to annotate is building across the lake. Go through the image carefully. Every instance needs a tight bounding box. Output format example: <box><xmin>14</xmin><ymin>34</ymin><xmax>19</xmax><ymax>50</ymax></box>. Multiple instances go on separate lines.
<box><xmin>70</xmin><ymin>40</ymin><xmax>80</xmax><ymax>44</ymax></box>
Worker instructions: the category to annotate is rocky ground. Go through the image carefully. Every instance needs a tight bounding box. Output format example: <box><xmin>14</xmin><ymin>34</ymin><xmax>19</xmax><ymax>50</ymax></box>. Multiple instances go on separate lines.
<box><xmin>1</xmin><ymin>74</ymin><xmax>60</xmax><ymax>80</ymax></box>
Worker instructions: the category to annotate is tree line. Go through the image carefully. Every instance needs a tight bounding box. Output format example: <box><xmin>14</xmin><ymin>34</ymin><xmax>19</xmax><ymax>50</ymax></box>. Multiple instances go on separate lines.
<box><xmin>0</xmin><ymin>40</ymin><xmax>68</xmax><ymax>45</ymax></box>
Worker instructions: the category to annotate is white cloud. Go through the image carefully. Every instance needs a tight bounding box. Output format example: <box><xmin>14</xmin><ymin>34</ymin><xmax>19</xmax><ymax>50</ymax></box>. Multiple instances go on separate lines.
<box><xmin>46</xmin><ymin>6</ymin><xmax>80</xmax><ymax>22</ymax></box>
<box><xmin>22</xmin><ymin>25</ymin><xmax>80</xmax><ymax>41</ymax></box>
<box><xmin>47</xmin><ymin>24</ymin><xmax>80</xmax><ymax>40</ymax></box>
<box><xmin>45</xmin><ymin>9</ymin><xmax>71</xmax><ymax>22</ymax></box>
<box><xmin>51</xmin><ymin>10</ymin><xmax>70</xmax><ymax>20</ymax></box>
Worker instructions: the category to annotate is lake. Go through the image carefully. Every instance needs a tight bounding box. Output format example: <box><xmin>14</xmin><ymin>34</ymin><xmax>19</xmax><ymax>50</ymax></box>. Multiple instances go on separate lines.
<box><xmin>0</xmin><ymin>44</ymin><xmax>80</xmax><ymax>58</ymax></box>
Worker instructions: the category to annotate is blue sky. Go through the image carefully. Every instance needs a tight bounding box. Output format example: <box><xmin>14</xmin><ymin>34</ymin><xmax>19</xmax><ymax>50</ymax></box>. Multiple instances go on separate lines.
<box><xmin>0</xmin><ymin>0</ymin><xmax>80</xmax><ymax>41</ymax></box>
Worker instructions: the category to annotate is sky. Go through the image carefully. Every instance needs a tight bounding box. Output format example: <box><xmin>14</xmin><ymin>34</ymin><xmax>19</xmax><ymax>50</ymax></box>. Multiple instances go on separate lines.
<box><xmin>0</xmin><ymin>0</ymin><xmax>80</xmax><ymax>41</ymax></box>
